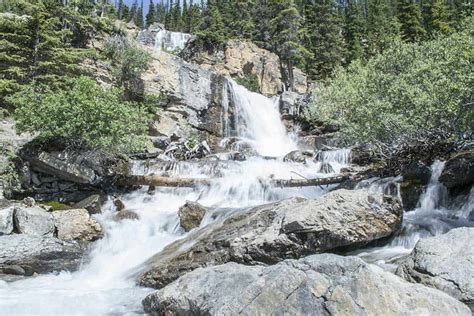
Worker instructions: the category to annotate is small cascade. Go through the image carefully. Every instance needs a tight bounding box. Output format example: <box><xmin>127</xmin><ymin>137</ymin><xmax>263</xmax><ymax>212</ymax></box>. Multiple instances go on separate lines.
<box><xmin>154</xmin><ymin>29</ymin><xmax>193</xmax><ymax>53</ymax></box>
<box><xmin>221</xmin><ymin>79</ymin><xmax>297</xmax><ymax>157</ymax></box>
<box><xmin>354</xmin><ymin>160</ymin><xmax>474</xmax><ymax>268</ymax></box>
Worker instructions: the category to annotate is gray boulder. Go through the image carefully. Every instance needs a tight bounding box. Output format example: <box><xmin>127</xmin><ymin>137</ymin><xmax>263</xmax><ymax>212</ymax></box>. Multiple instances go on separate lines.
<box><xmin>14</xmin><ymin>206</ymin><xmax>55</xmax><ymax>236</ymax></box>
<box><xmin>0</xmin><ymin>204</ymin><xmax>14</xmax><ymax>235</ymax></box>
<box><xmin>52</xmin><ymin>209</ymin><xmax>102</xmax><ymax>241</ymax></box>
<box><xmin>439</xmin><ymin>150</ymin><xmax>474</xmax><ymax>189</ymax></box>
<box><xmin>283</xmin><ymin>150</ymin><xmax>313</xmax><ymax>163</ymax></box>
<box><xmin>0</xmin><ymin>234</ymin><xmax>86</xmax><ymax>274</ymax></box>
<box><xmin>143</xmin><ymin>254</ymin><xmax>470</xmax><ymax>316</ymax></box>
<box><xmin>72</xmin><ymin>194</ymin><xmax>102</xmax><ymax>214</ymax></box>
<box><xmin>178</xmin><ymin>201</ymin><xmax>207</xmax><ymax>232</ymax></box>
<box><xmin>138</xmin><ymin>189</ymin><xmax>402</xmax><ymax>289</ymax></box>
<box><xmin>396</xmin><ymin>227</ymin><xmax>474</xmax><ymax>308</ymax></box>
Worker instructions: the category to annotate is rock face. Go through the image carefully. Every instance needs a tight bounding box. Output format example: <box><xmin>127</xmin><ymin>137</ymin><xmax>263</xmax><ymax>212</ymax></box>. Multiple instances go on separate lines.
<box><xmin>178</xmin><ymin>201</ymin><xmax>207</xmax><ymax>232</ymax></box>
<box><xmin>143</xmin><ymin>254</ymin><xmax>470</xmax><ymax>316</ymax></box>
<box><xmin>52</xmin><ymin>209</ymin><xmax>102</xmax><ymax>241</ymax></box>
<box><xmin>14</xmin><ymin>206</ymin><xmax>55</xmax><ymax>236</ymax></box>
<box><xmin>137</xmin><ymin>24</ymin><xmax>194</xmax><ymax>53</ymax></box>
<box><xmin>439</xmin><ymin>150</ymin><xmax>474</xmax><ymax>189</ymax></box>
<box><xmin>396</xmin><ymin>228</ymin><xmax>474</xmax><ymax>308</ymax></box>
<box><xmin>0</xmin><ymin>204</ymin><xmax>14</xmax><ymax>235</ymax></box>
<box><xmin>181</xmin><ymin>39</ymin><xmax>307</xmax><ymax>96</ymax></box>
<box><xmin>0</xmin><ymin>234</ymin><xmax>86</xmax><ymax>274</ymax></box>
<box><xmin>138</xmin><ymin>189</ymin><xmax>402</xmax><ymax>289</ymax></box>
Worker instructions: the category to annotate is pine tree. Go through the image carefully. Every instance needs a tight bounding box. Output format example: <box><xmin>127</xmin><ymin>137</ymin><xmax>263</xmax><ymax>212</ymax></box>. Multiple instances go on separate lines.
<box><xmin>366</xmin><ymin>0</ymin><xmax>399</xmax><ymax>57</ymax></box>
<box><xmin>231</xmin><ymin>0</ymin><xmax>255</xmax><ymax>38</ymax></box>
<box><xmin>196</xmin><ymin>0</ymin><xmax>227</xmax><ymax>45</ymax></box>
<box><xmin>423</xmin><ymin>0</ymin><xmax>454</xmax><ymax>37</ymax></box>
<box><xmin>117</xmin><ymin>0</ymin><xmax>124</xmax><ymax>19</ymax></box>
<box><xmin>344</xmin><ymin>0</ymin><xmax>366</xmax><ymax>63</ymax></box>
<box><xmin>136</xmin><ymin>0</ymin><xmax>145</xmax><ymax>28</ymax></box>
<box><xmin>182</xmin><ymin>0</ymin><xmax>190</xmax><ymax>32</ymax></box>
<box><xmin>146</xmin><ymin>0</ymin><xmax>156</xmax><ymax>27</ymax></box>
<box><xmin>130</xmin><ymin>0</ymin><xmax>138</xmax><ymax>23</ymax></box>
<box><xmin>252</xmin><ymin>0</ymin><xmax>274</xmax><ymax>51</ymax></box>
<box><xmin>156</xmin><ymin>3</ymin><xmax>167</xmax><ymax>23</ymax></box>
<box><xmin>187</xmin><ymin>2</ymin><xmax>203</xmax><ymax>33</ymax></box>
<box><xmin>305</xmin><ymin>0</ymin><xmax>346</xmax><ymax>80</ymax></box>
<box><xmin>122</xmin><ymin>4</ymin><xmax>131</xmax><ymax>21</ymax></box>
<box><xmin>270</xmin><ymin>0</ymin><xmax>308</xmax><ymax>90</ymax></box>
<box><xmin>396</xmin><ymin>0</ymin><xmax>426</xmax><ymax>42</ymax></box>
<box><xmin>165</xmin><ymin>0</ymin><xmax>174</xmax><ymax>30</ymax></box>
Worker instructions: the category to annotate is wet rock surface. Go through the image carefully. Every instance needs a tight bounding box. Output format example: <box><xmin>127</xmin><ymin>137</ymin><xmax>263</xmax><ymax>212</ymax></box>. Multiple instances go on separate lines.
<box><xmin>143</xmin><ymin>253</ymin><xmax>470</xmax><ymax>316</ymax></box>
<box><xmin>52</xmin><ymin>209</ymin><xmax>102</xmax><ymax>241</ymax></box>
<box><xmin>439</xmin><ymin>150</ymin><xmax>474</xmax><ymax>189</ymax></box>
<box><xmin>138</xmin><ymin>189</ymin><xmax>402</xmax><ymax>289</ymax></box>
<box><xmin>0</xmin><ymin>204</ymin><xmax>15</xmax><ymax>235</ymax></box>
<box><xmin>0</xmin><ymin>234</ymin><xmax>86</xmax><ymax>275</ymax></box>
<box><xmin>178</xmin><ymin>201</ymin><xmax>207</xmax><ymax>232</ymax></box>
<box><xmin>396</xmin><ymin>227</ymin><xmax>474</xmax><ymax>308</ymax></box>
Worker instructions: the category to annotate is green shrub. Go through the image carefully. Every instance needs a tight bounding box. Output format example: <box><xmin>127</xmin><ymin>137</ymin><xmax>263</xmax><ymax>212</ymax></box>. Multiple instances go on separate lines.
<box><xmin>233</xmin><ymin>74</ymin><xmax>260</xmax><ymax>93</ymax></box>
<box><xmin>306</xmin><ymin>27</ymin><xmax>473</xmax><ymax>144</ymax></box>
<box><xmin>9</xmin><ymin>77</ymin><xmax>150</xmax><ymax>153</ymax></box>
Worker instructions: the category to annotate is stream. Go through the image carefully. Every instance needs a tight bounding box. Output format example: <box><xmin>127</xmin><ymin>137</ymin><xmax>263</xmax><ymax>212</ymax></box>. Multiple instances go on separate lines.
<box><xmin>0</xmin><ymin>79</ymin><xmax>472</xmax><ymax>315</ymax></box>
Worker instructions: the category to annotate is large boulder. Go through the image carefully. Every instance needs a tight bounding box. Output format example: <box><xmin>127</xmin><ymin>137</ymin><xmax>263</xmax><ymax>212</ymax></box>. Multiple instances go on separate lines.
<box><xmin>0</xmin><ymin>234</ymin><xmax>86</xmax><ymax>274</ymax></box>
<box><xmin>0</xmin><ymin>203</ymin><xmax>14</xmax><ymax>235</ymax></box>
<box><xmin>138</xmin><ymin>189</ymin><xmax>402</xmax><ymax>289</ymax></box>
<box><xmin>14</xmin><ymin>206</ymin><xmax>55</xmax><ymax>236</ymax></box>
<box><xmin>143</xmin><ymin>254</ymin><xmax>470</xmax><ymax>316</ymax></box>
<box><xmin>396</xmin><ymin>227</ymin><xmax>474</xmax><ymax>308</ymax></box>
<box><xmin>52</xmin><ymin>209</ymin><xmax>102</xmax><ymax>241</ymax></box>
<box><xmin>178</xmin><ymin>201</ymin><xmax>207</xmax><ymax>232</ymax></box>
<box><xmin>439</xmin><ymin>150</ymin><xmax>474</xmax><ymax>189</ymax></box>
<box><xmin>72</xmin><ymin>194</ymin><xmax>102</xmax><ymax>214</ymax></box>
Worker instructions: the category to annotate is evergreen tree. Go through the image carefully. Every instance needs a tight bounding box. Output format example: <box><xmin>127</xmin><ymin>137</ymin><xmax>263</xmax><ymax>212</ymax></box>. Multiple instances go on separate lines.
<box><xmin>165</xmin><ymin>0</ymin><xmax>174</xmax><ymax>29</ymax></box>
<box><xmin>173</xmin><ymin>0</ymin><xmax>184</xmax><ymax>31</ymax></box>
<box><xmin>366</xmin><ymin>0</ymin><xmax>399</xmax><ymax>57</ymax></box>
<box><xmin>270</xmin><ymin>0</ymin><xmax>308</xmax><ymax>90</ymax></box>
<box><xmin>252</xmin><ymin>0</ymin><xmax>274</xmax><ymax>51</ymax></box>
<box><xmin>117</xmin><ymin>0</ymin><xmax>124</xmax><ymax>19</ymax></box>
<box><xmin>130</xmin><ymin>0</ymin><xmax>138</xmax><ymax>23</ymax></box>
<box><xmin>182</xmin><ymin>0</ymin><xmax>190</xmax><ymax>32</ymax></box>
<box><xmin>146</xmin><ymin>0</ymin><xmax>156</xmax><ymax>27</ymax></box>
<box><xmin>156</xmin><ymin>3</ymin><xmax>167</xmax><ymax>23</ymax></box>
<box><xmin>423</xmin><ymin>0</ymin><xmax>454</xmax><ymax>37</ymax></box>
<box><xmin>122</xmin><ymin>4</ymin><xmax>131</xmax><ymax>21</ymax></box>
<box><xmin>396</xmin><ymin>0</ymin><xmax>426</xmax><ymax>42</ymax></box>
<box><xmin>136</xmin><ymin>0</ymin><xmax>145</xmax><ymax>28</ymax></box>
<box><xmin>231</xmin><ymin>0</ymin><xmax>255</xmax><ymax>38</ymax></box>
<box><xmin>196</xmin><ymin>0</ymin><xmax>227</xmax><ymax>45</ymax></box>
<box><xmin>187</xmin><ymin>2</ymin><xmax>203</xmax><ymax>33</ymax></box>
<box><xmin>344</xmin><ymin>0</ymin><xmax>366</xmax><ymax>63</ymax></box>
<box><xmin>305</xmin><ymin>0</ymin><xmax>347</xmax><ymax>80</ymax></box>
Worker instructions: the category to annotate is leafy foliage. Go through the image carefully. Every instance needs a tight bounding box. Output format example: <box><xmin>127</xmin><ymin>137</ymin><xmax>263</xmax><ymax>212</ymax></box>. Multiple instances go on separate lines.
<box><xmin>306</xmin><ymin>27</ymin><xmax>473</xmax><ymax>144</ymax></box>
<box><xmin>9</xmin><ymin>77</ymin><xmax>150</xmax><ymax>153</ymax></box>
<box><xmin>233</xmin><ymin>74</ymin><xmax>260</xmax><ymax>93</ymax></box>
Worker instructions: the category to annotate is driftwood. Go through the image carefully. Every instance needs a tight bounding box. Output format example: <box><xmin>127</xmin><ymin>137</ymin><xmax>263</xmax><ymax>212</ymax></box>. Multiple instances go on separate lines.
<box><xmin>124</xmin><ymin>174</ymin><xmax>349</xmax><ymax>188</ymax></box>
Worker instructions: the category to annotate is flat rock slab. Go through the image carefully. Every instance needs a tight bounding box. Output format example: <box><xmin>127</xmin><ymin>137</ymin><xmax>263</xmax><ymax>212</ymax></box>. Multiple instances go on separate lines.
<box><xmin>143</xmin><ymin>254</ymin><xmax>470</xmax><ymax>315</ymax></box>
<box><xmin>14</xmin><ymin>206</ymin><xmax>55</xmax><ymax>236</ymax></box>
<box><xmin>397</xmin><ymin>227</ymin><xmax>474</xmax><ymax>308</ymax></box>
<box><xmin>0</xmin><ymin>234</ymin><xmax>86</xmax><ymax>274</ymax></box>
<box><xmin>138</xmin><ymin>189</ymin><xmax>402</xmax><ymax>289</ymax></box>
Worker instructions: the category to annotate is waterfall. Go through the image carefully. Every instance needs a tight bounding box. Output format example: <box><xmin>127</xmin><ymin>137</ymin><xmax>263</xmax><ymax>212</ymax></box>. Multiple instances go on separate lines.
<box><xmin>0</xmin><ymin>80</ymin><xmax>350</xmax><ymax>315</ymax></box>
<box><xmin>354</xmin><ymin>160</ymin><xmax>474</xmax><ymax>269</ymax></box>
<box><xmin>222</xmin><ymin>79</ymin><xmax>297</xmax><ymax>157</ymax></box>
<box><xmin>154</xmin><ymin>29</ymin><xmax>192</xmax><ymax>53</ymax></box>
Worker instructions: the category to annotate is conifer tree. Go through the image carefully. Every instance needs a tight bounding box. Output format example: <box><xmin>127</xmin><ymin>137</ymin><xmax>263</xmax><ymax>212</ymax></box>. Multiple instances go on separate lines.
<box><xmin>130</xmin><ymin>0</ymin><xmax>138</xmax><ymax>23</ymax></box>
<box><xmin>136</xmin><ymin>0</ymin><xmax>145</xmax><ymax>28</ymax></box>
<box><xmin>344</xmin><ymin>0</ymin><xmax>366</xmax><ymax>63</ymax></box>
<box><xmin>366</xmin><ymin>0</ymin><xmax>399</xmax><ymax>57</ymax></box>
<box><xmin>252</xmin><ymin>0</ymin><xmax>274</xmax><ymax>51</ymax></box>
<box><xmin>196</xmin><ymin>0</ymin><xmax>227</xmax><ymax>45</ymax></box>
<box><xmin>231</xmin><ymin>0</ymin><xmax>256</xmax><ymax>38</ymax></box>
<box><xmin>187</xmin><ymin>2</ymin><xmax>203</xmax><ymax>33</ymax></box>
<box><xmin>156</xmin><ymin>3</ymin><xmax>167</xmax><ymax>23</ymax></box>
<box><xmin>122</xmin><ymin>4</ymin><xmax>131</xmax><ymax>21</ymax></box>
<box><xmin>146</xmin><ymin>0</ymin><xmax>156</xmax><ymax>27</ymax></box>
<box><xmin>304</xmin><ymin>0</ymin><xmax>346</xmax><ymax>80</ymax></box>
<box><xmin>396</xmin><ymin>0</ymin><xmax>426</xmax><ymax>41</ymax></box>
<box><xmin>423</xmin><ymin>0</ymin><xmax>454</xmax><ymax>37</ymax></box>
<box><xmin>182</xmin><ymin>0</ymin><xmax>190</xmax><ymax>32</ymax></box>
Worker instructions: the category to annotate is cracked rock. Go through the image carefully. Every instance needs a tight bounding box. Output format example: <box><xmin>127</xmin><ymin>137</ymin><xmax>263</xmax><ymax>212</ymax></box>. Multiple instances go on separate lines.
<box><xmin>396</xmin><ymin>227</ymin><xmax>474</xmax><ymax>309</ymax></box>
<box><xmin>143</xmin><ymin>253</ymin><xmax>470</xmax><ymax>315</ymax></box>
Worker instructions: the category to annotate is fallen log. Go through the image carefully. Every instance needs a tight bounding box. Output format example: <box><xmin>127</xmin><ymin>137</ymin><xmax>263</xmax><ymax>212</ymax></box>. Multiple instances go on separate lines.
<box><xmin>123</xmin><ymin>174</ymin><xmax>349</xmax><ymax>188</ymax></box>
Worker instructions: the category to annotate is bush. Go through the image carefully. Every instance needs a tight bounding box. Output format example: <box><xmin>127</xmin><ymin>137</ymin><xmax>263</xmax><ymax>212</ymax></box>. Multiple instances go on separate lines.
<box><xmin>233</xmin><ymin>74</ymin><xmax>260</xmax><ymax>93</ymax></box>
<box><xmin>306</xmin><ymin>27</ymin><xmax>473</xmax><ymax>145</ymax></box>
<box><xmin>9</xmin><ymin>77</ymin><xmax>150</xmax><ymax>153</ymax></box>
<box><xmin>104</xmin><ymin>35</ymin><xmax>151</xmax><ymax>101</ymax></box>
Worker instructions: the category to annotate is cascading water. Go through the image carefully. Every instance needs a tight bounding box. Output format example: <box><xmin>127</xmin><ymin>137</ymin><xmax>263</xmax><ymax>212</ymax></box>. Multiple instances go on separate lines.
<box><xmin>154</xmin><ymin>29</ymin><xmax>192</xmax><ymax>53</ymax></box>
<box><xmin>0</xmin><ymin>81</ymin><xmax>349</xmax><ymax>315</ymax></box>
<box><xmin>354</xmin><ymin>160</ymin><xmax>474</xmax><ymax>270</ymax></box>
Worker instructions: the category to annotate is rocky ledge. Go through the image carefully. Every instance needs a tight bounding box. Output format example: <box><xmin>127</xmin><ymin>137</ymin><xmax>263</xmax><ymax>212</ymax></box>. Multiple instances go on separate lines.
<box><xmin>143</xmin><ymin>253</ymin><xmax>470</xmax><ymax>315</ymax></box>
<box><xmin>138</xmin><ymin>189</ymin><xmax>402</xmax><ymax>289</ymax></box>
<box><xmin>396</xmin><ymin>227</ymin><xmax>474</xmax><ymax>309</ymax></box>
